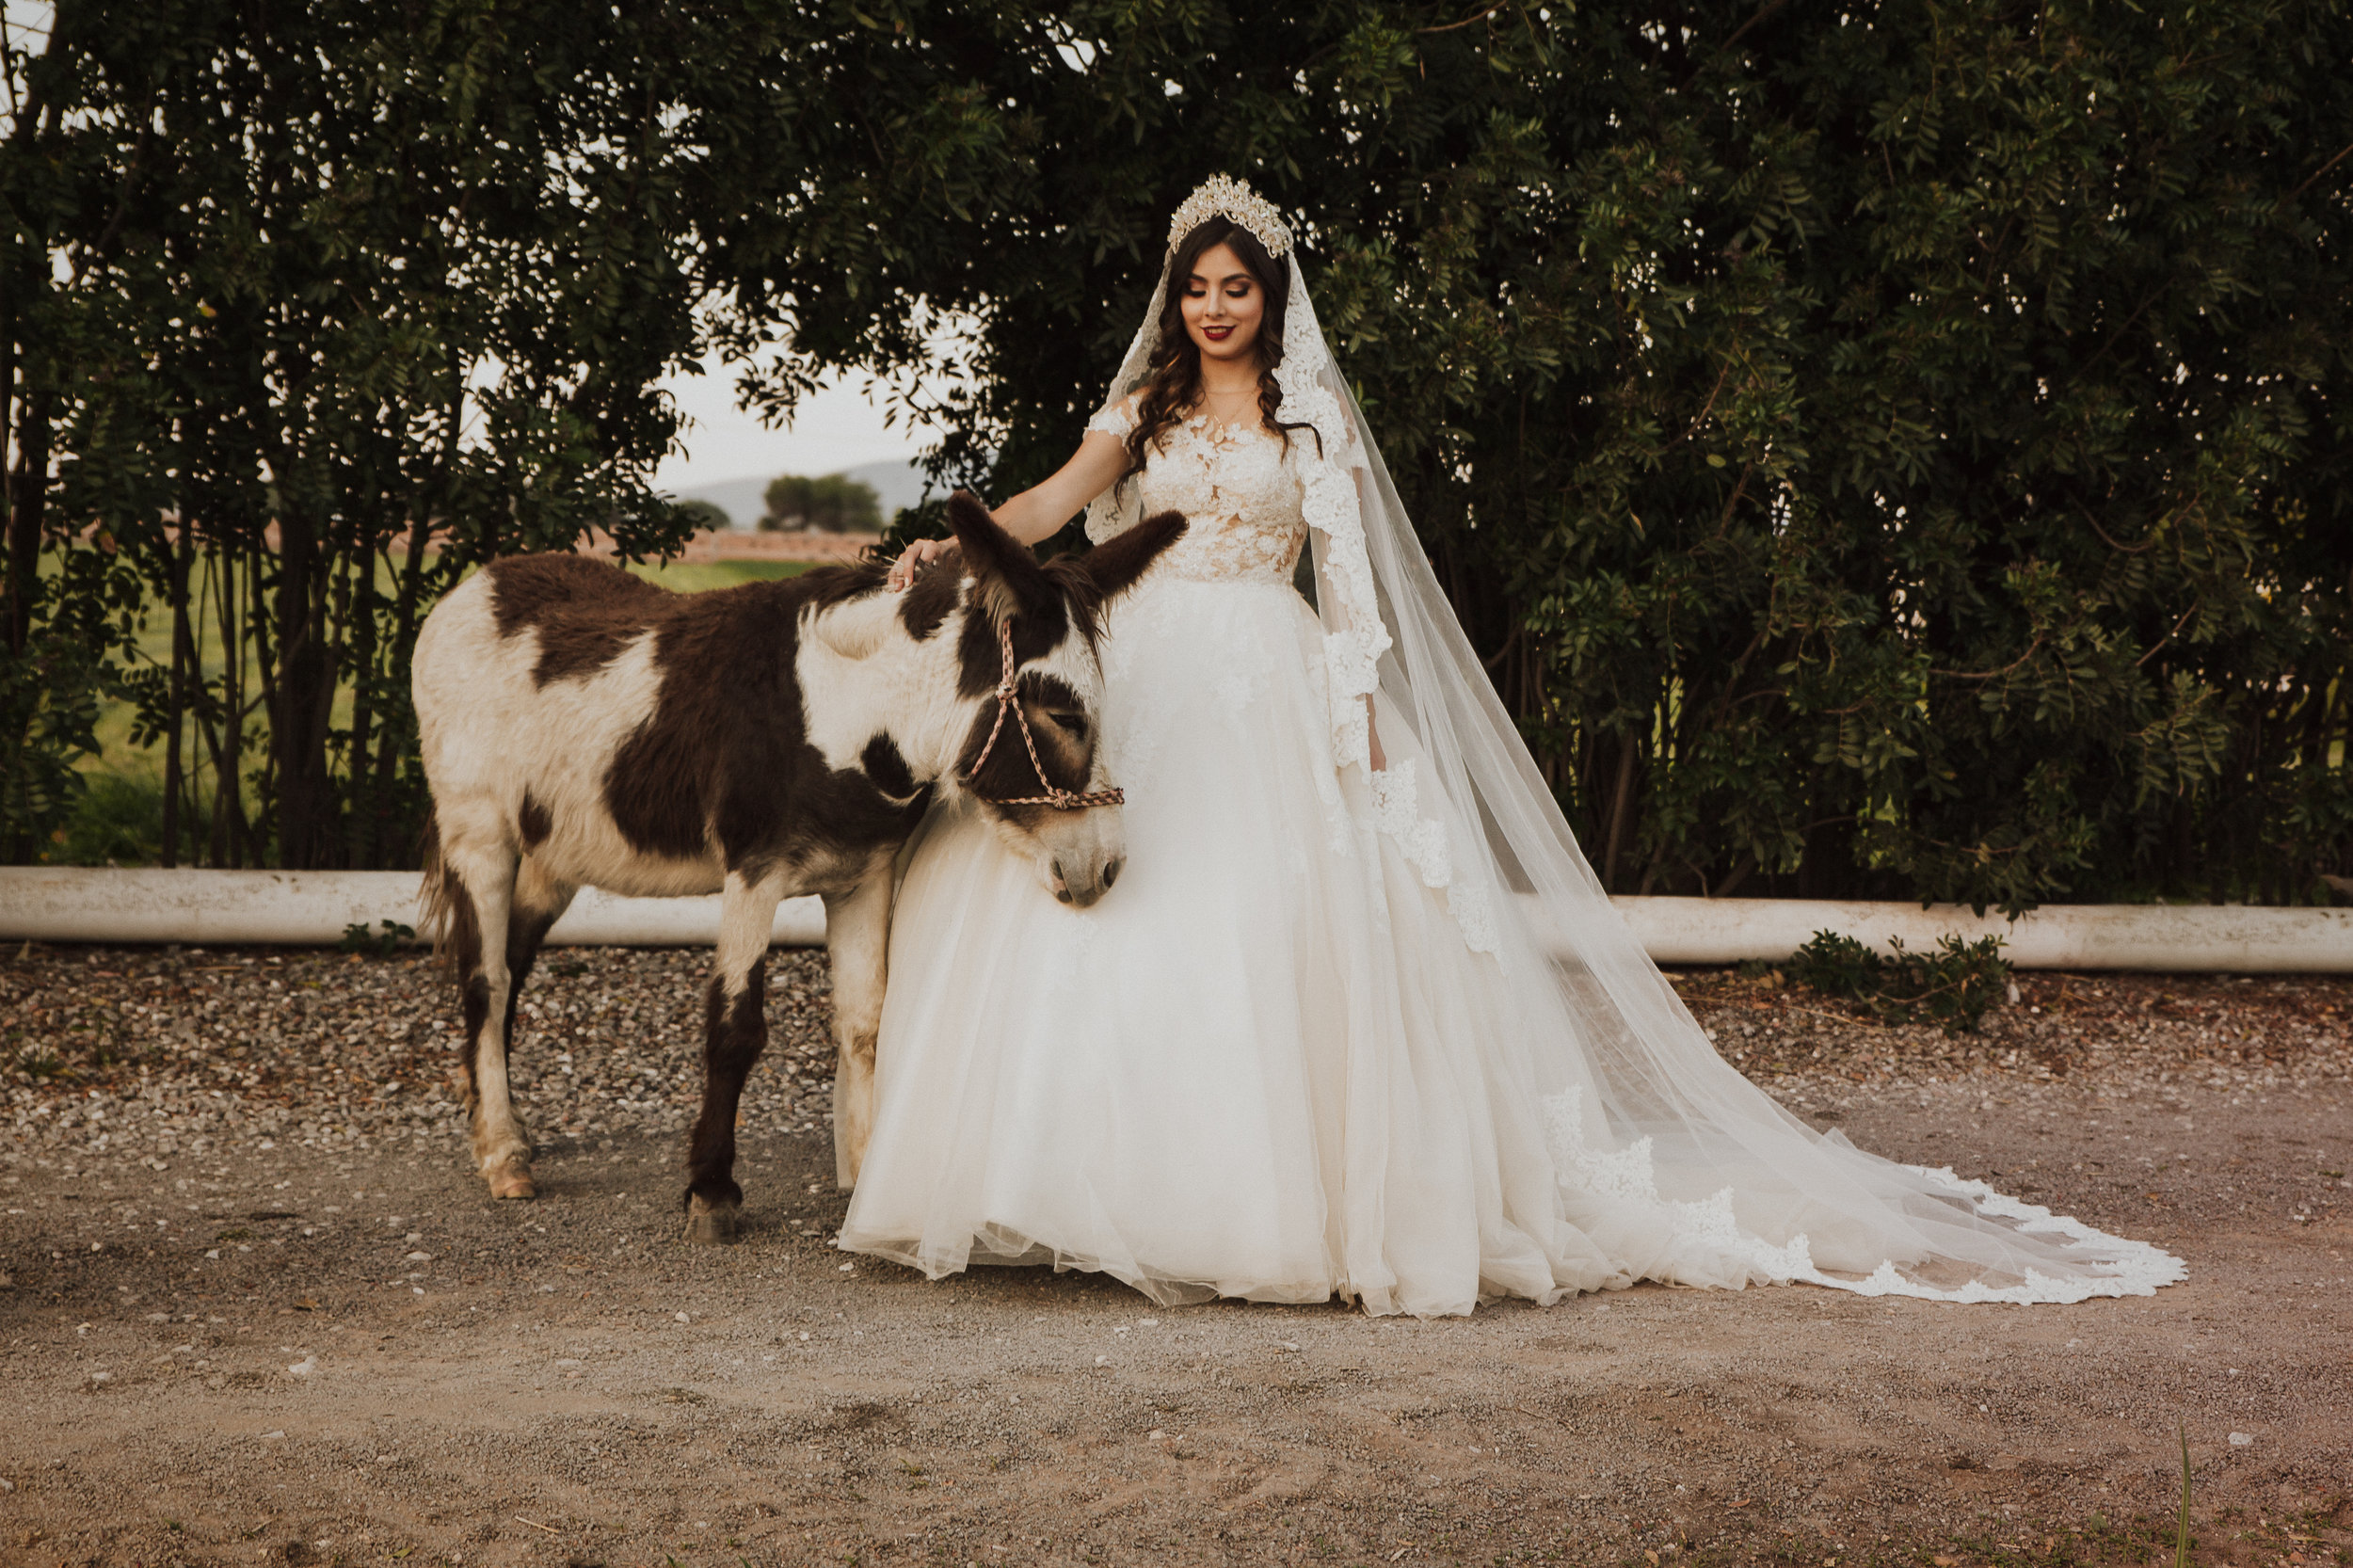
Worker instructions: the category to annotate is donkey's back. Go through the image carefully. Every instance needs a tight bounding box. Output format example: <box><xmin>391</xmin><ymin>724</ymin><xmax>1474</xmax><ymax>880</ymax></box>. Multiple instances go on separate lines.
<box><xmin>414</xmin><ymin>553</ymin><xmax>872</xmax><ymax>902</ymax></box>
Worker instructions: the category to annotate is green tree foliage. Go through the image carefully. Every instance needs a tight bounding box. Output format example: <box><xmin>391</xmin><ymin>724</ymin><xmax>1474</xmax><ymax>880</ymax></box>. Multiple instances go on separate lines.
<box><xmin>6</xmin><ymin>0</ymin><xmax>2347</xmax><ymax>904</ymax></box>
<box><xmin>2</xmin><ymin>0</ymin><xmax>703</xmax><ymax>868</ymax></box>
<box><xmin>760</xmin><ymin>473</ymin><xmax>883</xmax><ymax>533</ymax></box>
<box><xmin>712</xmin><ymin>0</ymin><xmax>2351</xmax><ymax>911</ymax></box>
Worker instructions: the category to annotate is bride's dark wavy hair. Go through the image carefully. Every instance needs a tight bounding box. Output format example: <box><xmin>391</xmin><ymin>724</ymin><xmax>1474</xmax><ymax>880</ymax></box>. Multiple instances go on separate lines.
<box><xmin>1123</xmin><ymin>216</ymin><xmax>1318</xmax><ymax>485</ymax></box>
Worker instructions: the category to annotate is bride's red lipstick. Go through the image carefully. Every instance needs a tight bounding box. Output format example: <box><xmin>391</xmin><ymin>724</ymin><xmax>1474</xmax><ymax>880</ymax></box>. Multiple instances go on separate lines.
<box><xmin>1202</xmin><ymin>325</ymin><xmax>1235</xmax><ymax>341</ymax></box>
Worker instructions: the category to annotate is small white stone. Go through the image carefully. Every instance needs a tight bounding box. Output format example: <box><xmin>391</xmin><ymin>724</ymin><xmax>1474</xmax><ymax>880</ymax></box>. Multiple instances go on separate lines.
<box><xmin>2229</xmin><ymin>1432</ymin><xmax>2255</xmax><ymax>1447</ymax></box>
<box><xmin>1137</xmin><ymin>1318</ymin><xmax>1160</xmax><ymax>1327</ymax></box>
<box><xmin>1279</xmin><ymin>1340</ymin><xmax>1300</xmax><ymax>1352</ymax></box>
<box><xmin>403</xmin><ymin>1251</ymin><xmax>431</xmax><ymax>1262</ymax></box>
<box><xmin>259</xmin><ymin>1431</ymin><xmax>284</xmax><ymax>1441</ymax></box>
<box><xmin>797</xmin><ymin>1332</ymin><xmax>810</xmax><ymax>1341</ymax></box>
<box><xmin>1147</xmin><ymin>1430</ymin><xmax>1164</xmax><ymax>1441</ymax></box>
<box><xmin>674</xmin><ymin>1311</ymin><xmax>691</xmax><ymax>1323</ymax></box>
<box><xmin>1094</xmin><ymin>1354</ymin><xmax>1110</xmax><ymax>1367</ymax></box>
<box><xmin>287</xmin><ymin>1356</ymin><xmax>317</xmax><ymax>1377</ymax></box>
<box><xmin>839</xmin><ymin>1263</ymin><xmax>856</xmax><ymax>1272</ymax></box>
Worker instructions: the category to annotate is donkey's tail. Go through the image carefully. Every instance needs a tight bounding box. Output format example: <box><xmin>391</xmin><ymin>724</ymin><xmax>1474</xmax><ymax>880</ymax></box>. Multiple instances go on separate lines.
<box><xmin>416</xmin><ymin>806</ymin><xmax>466</xmax><ymax>968</ymax></box>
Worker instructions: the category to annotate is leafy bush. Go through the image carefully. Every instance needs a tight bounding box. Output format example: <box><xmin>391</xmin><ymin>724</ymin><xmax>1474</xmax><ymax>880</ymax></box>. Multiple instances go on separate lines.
<box><xmin>1785</xmin><ymin>931</ymin><xmax>2013</xmax><ymax>1035</ymax></box>
<box><xmin>51</xmin><ymin>770</ymin><xmax>165</xmax><ymax>866</ymax></box>
<box><xmin>833</xmin><ymin>0</ymin><xmax>2352</xmax><ymax>913</ymax></box>
<box><xmin>338</xmin><ymin>920</ymin><xmax>416</xmax><ymax>959</ymax></box>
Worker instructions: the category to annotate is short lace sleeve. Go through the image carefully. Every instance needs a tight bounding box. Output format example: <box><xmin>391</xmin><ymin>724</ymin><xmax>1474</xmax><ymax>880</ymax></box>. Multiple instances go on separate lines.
<box><xmin>1086</xmin><ymin>397</ymin><xmax>1137</xmax><ymax>440</ymax></box>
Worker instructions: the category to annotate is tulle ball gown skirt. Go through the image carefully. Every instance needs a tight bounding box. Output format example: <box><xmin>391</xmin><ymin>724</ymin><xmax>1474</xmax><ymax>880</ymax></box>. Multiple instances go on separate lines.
<box><xmin>838</xmin><ymin>573</ymin><xmax>2183</xmax><ymax>1317</ymax></box>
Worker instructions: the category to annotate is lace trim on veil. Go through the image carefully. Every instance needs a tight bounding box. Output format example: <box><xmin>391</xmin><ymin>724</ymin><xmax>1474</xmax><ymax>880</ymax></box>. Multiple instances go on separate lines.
<box><xmin>1540</xmin><ymin>1087</ymin><xmax>2185</xmax><ymax>1302</ymax></box>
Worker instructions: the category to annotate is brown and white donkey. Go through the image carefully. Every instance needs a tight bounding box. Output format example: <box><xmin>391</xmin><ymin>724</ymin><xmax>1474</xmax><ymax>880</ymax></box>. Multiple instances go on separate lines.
<box><xmin>412</xmin><ymin>493</ymin><xmax>1183</xmax><ymax>1242</ymax></box>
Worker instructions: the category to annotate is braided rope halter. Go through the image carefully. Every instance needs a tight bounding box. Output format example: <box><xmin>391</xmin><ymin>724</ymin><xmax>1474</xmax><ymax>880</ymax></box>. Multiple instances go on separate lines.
<box><xmin>963</xmin><ymin>618</ymin><xmax>1125</xmax><ymax>810</ymax></box>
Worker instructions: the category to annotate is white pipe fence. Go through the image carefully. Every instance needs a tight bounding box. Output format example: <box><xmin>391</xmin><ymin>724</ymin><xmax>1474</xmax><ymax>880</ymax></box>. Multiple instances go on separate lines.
<box><xmin>3</xmin><ymin>867</ymin><xmax>2348</xmax><ymax>970</ymax></box>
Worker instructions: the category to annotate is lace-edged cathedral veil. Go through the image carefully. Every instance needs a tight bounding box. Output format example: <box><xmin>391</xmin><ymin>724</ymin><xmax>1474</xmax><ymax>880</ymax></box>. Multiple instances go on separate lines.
<box><xmin>1083</xmin><ymin>175</ymin><xmax>2181</xmax><ymax>1302</ymax></box>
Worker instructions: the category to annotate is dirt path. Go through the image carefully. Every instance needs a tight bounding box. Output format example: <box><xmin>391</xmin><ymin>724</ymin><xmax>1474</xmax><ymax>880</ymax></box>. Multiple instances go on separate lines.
<box><xmin>2</xmin><ymin>950</ymin><xmax>2347</xmax><ymax>1568</ymax></box>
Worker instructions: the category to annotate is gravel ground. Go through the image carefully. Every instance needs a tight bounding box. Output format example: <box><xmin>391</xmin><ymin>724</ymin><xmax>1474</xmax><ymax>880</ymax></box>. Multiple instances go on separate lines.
<box><xmin>1</xmin><ymin>944</ymin><xmax>2348</xmax><ymax>1568</ymax></box>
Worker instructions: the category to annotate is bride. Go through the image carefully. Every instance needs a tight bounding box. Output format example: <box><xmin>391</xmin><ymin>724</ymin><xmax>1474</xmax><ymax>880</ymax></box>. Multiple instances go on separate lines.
<box><xmin>841</xmin><ymin>174</ymin><xmax>2184</xmax><ymax>1316</ymax></box>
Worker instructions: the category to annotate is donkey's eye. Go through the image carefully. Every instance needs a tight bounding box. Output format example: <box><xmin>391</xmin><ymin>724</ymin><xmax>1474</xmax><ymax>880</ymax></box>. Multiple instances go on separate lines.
<box><xmin>1046</xmin><ymin>712</ymin><xmax>1089</xmax><ymax>737</ymax></box>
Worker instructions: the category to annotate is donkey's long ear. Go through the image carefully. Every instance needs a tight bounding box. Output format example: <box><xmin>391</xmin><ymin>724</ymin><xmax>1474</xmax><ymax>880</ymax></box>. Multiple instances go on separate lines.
<box><xmin>948</xmin><ymin>489</ymin><xmax>1055</xmax><ymax>625</ymax></box>
<box><xmin>1080</xmin><ymin>510</ymin><xmax>1188</xmax><ymax>605</ymax></box>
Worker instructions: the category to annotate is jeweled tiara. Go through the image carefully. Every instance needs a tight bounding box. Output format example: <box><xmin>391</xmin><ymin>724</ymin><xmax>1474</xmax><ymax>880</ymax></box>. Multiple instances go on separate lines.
<box><xmin>1166</xmin><ymin>173</ymin><xmax>1293</xmax><ymax>259</ymax></box>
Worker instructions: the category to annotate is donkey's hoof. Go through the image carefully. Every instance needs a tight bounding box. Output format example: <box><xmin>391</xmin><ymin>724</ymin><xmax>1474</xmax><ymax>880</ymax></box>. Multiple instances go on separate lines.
<box><xmin>683</xmin><ymin>1200</ymin><xmax>741</xmax><ymax>1246</ymax></box>
<box><xmin>487</xmin><ymin>1162</ymin><xmax>536</xmax><ymax>1201</ymax></box>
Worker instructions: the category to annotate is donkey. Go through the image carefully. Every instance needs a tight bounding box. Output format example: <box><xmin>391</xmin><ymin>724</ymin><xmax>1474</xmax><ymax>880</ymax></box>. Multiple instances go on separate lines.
<box><xmin>411</xmin><ymin>492</ymin><xmax>1184</xmax><ymax>1242</ymax></box>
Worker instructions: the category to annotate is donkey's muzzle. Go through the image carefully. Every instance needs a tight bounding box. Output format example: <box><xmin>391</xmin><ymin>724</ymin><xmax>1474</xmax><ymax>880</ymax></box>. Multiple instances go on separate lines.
<box><xmin>1053</xmin><ymin>854</ymin><xmax>1121</xmax><ymax>910</ymax></box>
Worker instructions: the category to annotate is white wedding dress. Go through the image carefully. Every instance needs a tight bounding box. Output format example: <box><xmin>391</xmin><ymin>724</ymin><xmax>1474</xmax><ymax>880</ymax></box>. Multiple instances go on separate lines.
<box><xmin>837</xmin><ymin>411</ymin><xmax>2180</xmax><ymax>1316</ymax></box>
<box><xmin>838</xmin><ymin>176</ymin><xmax>2184</xmax><ymax>1315</ymax></box>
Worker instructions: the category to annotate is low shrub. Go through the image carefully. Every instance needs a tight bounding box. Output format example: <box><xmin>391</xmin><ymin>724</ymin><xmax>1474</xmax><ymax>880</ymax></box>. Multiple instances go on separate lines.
<box><xmin>339</xmin><ymin>920</ymin><xmax>416</xmax><ymax>958</ymax></box>
<box><xmin>51</xmin><ymin>770</ymin><xmax>165</xmax><ymax>866</ymax></box>
<box><xmin>1785</xmin><ymin>931</ymin><xmax>2012</xmax><ymax>1034</ymax></box>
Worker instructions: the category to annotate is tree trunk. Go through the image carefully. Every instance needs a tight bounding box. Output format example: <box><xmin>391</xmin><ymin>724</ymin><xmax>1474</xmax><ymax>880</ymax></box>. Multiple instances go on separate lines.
<box><xmin>1600</xmin><ymin>729</ymin><xmax>1640</xmax><ymax>894</ymax></box>
<box><xmin>160</xmin><ymin>520</ymin><xmax>196</xmax><ymax>867</ymax></box>
<box><xmin>3</xmin><ymin>391</ymin><xmax>48</xmax><ymax>662</ymax></box>
<box><xmin>273</xmin><ymin>500</ymin><xmax>333</xmax><ymax>868</ymax></box>
<box><xmin>2</xmin><ymin>391</ymin><xmax>51</xmax><ymax>863</ymax></box>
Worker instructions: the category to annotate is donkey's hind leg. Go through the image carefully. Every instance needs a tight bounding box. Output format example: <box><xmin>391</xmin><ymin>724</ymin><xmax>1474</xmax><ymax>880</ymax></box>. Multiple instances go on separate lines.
<box><xmin>486</xmin><ymin>856</ymin><xmax>577</xmax><ymax>1195</ymax></box>
<box><xmin>682</xmin><ymin>869</ymin><xmax>787</xmax><ymax>1244</ymax></box>
<box><xmin>439</xmin><ymin>824</ymin><xmax>559</xmax><ymax>1200</ymax></box>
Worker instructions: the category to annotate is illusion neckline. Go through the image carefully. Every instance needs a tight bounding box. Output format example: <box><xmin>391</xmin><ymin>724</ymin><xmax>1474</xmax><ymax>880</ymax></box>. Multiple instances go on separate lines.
<box><xmin>1178</xmin><ymin>411</ymin><xmax>1278</xmax><ymax>445</ymax></box>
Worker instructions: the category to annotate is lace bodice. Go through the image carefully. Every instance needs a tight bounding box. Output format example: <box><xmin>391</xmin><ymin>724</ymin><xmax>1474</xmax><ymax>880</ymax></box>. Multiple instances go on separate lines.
<box><xmin>1085</xmin><ymin>406</ymin><xmax>1306</xmax><ymax>585</ymax></box>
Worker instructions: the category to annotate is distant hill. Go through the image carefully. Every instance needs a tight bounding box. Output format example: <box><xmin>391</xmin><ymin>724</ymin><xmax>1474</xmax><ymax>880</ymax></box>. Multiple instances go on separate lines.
<box><xmin>671</xmin><ymin>458</ymin><xmax>933</xmax><ymax>532</ymax></box>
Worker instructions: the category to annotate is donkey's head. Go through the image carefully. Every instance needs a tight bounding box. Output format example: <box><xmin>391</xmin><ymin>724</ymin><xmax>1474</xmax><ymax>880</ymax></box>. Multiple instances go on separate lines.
<box><xmin>933</xmin><ymin>490</ymin><xmax>1184</xmax><ymax>907</ymax></box>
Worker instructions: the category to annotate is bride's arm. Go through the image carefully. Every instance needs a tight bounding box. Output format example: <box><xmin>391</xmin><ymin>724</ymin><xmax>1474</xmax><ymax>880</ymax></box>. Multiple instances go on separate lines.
<box><xmin>885</xmin><ymin>431</ymin><xmax>1130</xmax><ymax>588</ymax></box>
<box><xmin>992</xmin><ymin>432</ymin><xmax>1130</xmax><ymax>545</ymax></box>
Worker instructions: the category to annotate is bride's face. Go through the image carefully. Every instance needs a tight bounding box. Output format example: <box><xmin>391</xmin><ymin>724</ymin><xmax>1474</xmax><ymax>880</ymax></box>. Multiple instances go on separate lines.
<box><xmin>1179</xmin><ymin>242</ymin><xmax>1265</xmax><ymax>365</ymax></box>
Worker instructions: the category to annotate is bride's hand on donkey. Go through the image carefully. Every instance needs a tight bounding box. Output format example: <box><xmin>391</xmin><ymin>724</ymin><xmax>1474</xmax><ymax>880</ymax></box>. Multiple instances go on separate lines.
<box><xmin>887</xmin><ymin>536</ymin><xmax>958</xmax><ymax>591</ymax></box>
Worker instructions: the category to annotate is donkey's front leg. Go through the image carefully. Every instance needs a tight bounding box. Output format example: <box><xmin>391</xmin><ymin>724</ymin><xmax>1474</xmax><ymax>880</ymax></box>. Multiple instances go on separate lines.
<box><xmin>683</xmin><ymin>870</ymin><xmax>786</xmax><ymax>1244</ymax></box>
<box><xmin>825</xmin><ymin>862</ymin><xmax>894</xmax><ymax>1192</ymax></box>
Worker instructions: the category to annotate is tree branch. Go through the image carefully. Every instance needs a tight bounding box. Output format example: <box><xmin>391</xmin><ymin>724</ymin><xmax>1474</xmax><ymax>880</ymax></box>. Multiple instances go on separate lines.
<box><xmin>1417</xmin><ymin>2</ymin><xmax>1509</xmax><ymax>36</ymax></box>
<box><xmin>1931</xmin><ymin>634</ymin><xmax>2045</xmax><ymax>681</ymax></box>
<box><xmin>2286</xmin><ymin>140</ymin><xmax>2353</xmax><ymax>202</ymax></box>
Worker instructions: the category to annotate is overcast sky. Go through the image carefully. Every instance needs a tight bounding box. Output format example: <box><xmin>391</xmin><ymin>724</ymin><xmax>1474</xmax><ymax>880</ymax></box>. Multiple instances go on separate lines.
<box><xmin>650</xmin><ymin>362</ymin><xmax>926</xmax><ymax>494</ymax></box>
